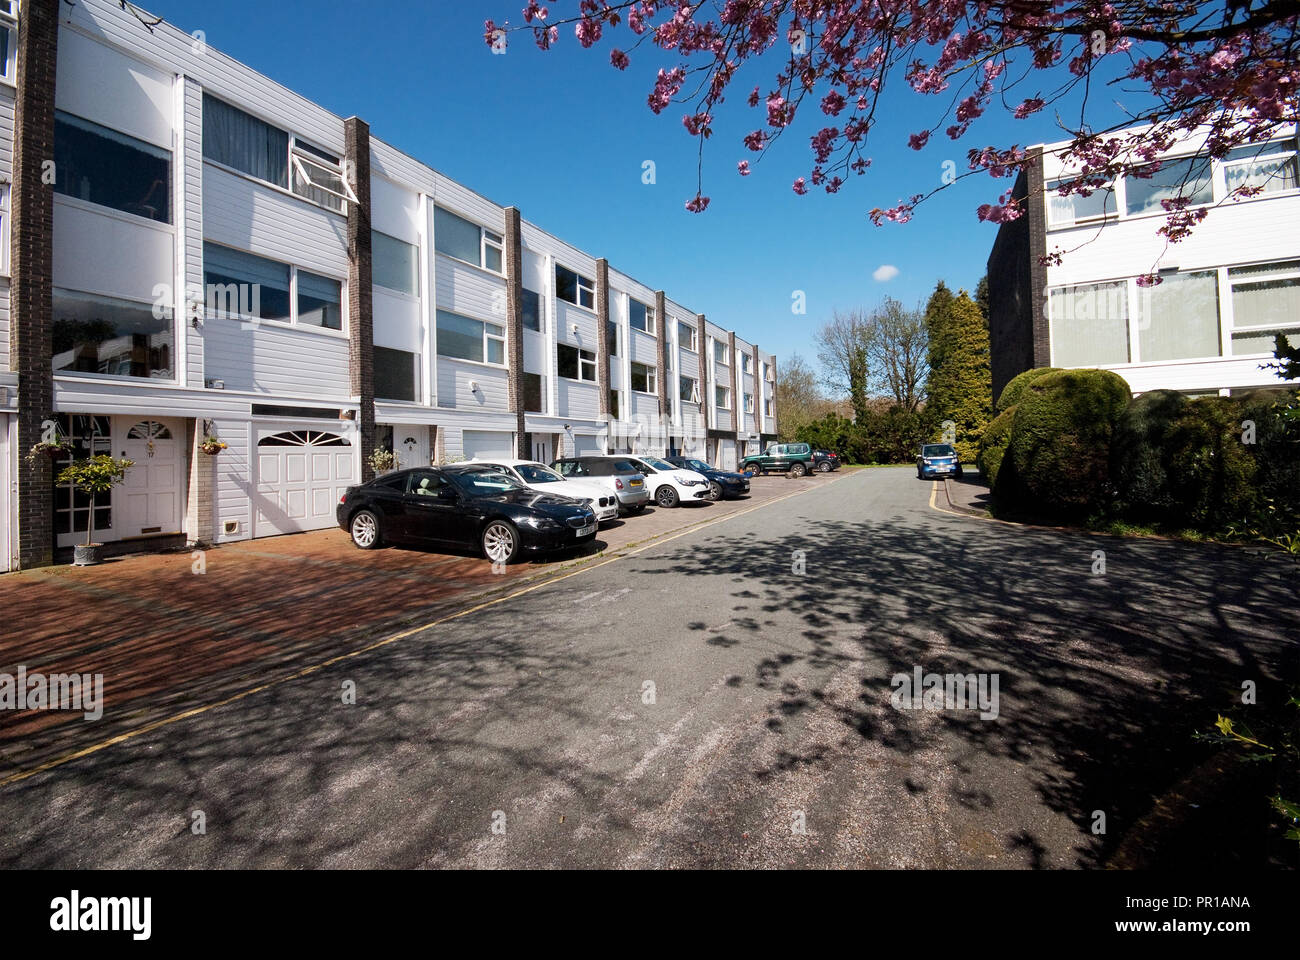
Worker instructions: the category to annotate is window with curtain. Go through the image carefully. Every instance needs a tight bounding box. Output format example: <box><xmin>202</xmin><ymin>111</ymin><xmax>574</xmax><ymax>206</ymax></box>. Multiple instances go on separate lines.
<box><xmin>54</xmin><ymin>111</ymin><xmax>172</xmax><ymax>223</ymax></box>
<box><xmin>1223</xmin><ymin>139</ymin><xmax>1299</xmax><ymax>196</ymax></box>
<box><xmin>1125</xmin><ymin>156</ymin><xmax>1213</xmax><ymax>216</ymax></box>
<box><xmin>1046</xmin><ymin>179</ymin><xmax>1114</xmax><ymax>227</ymax></box>
<box><xmin>373</xmin><ymin>230</ymin><xmax>419</xmax><ymax>296</ymax></box>
<box><xmin>1229</xmin><ymin>261</ymin><xmax>1300</xmax><ymax>355</ymax></box>
<box><xmin>1137</xmin><ymin>271</ymin><xmax>1221</xmax><ymax>362</ymax></box>
<box><xmin>1049</xmin><ymin>281</ymin><xmax>1130</xmax><ymax>366</ymax></box>
<box><xmin>202</xmin><ymin>94</ymin><xmax>288</xmax><ymax>188</ymax></box>
<box><xmin>203</xmin><ymin>242</ymin><xmax>291</xmax><ymax>322</ymax></box>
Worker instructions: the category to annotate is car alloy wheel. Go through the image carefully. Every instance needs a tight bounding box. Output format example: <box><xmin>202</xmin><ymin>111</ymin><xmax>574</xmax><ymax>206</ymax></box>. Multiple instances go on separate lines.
<box><xmin>818</xmin><ymin>461</ymin><xmax>832</xmax><ymax>473</ymax></box>
<box><xmin>350</xmin><ymin>510</ymin><xmax>381</xmax><ymax>549</ymax></box>
<box><xmin>482</xmin><ymin>521</ymin><xmax>518</xmax><ymax>564</ymax></box>
<box><xmin>656</xmin><ymin>485</ymin><xmax>680</xmax><ymax>508</ymax></box>
<box><xmin>790</xmin><ymin>462</ymin><xmax>808</xmax><ymax>478</ymax></box>
<box><xmin>708</xmin><ymin>481</ymin><xmax>723</xmax><ymax>501</ymax></box>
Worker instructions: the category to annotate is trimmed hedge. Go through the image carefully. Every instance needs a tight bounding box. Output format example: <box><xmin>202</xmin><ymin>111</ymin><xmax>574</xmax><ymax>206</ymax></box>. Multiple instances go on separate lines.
<box><xmin>1007</xmin><ymin>368</ymin><xmax>1132</xmax><ymax>518</ymax></box>
<box><xmin>1111</xmin><ymin>389</ymin><xmax>1188</xmax><ymax>524</ymax></box>
<box><xmin>1165</xmin><ymin>397</ymin><xmax>1258</xmax><ymax>530</ymax></box>
<box><xmin>997</xmin><ymin>366</ymin><xmax>1061</xmax><ymax>412</ymax></box>
<box><xmin>1236</xmin><ymin>388</ymin><xmax>1300</xmax><ymax>530</ymax></box>
<box><xmin>976</xmin><ymin>405</ymin><xmax>1017</xmax><ymax>491</ymax></box>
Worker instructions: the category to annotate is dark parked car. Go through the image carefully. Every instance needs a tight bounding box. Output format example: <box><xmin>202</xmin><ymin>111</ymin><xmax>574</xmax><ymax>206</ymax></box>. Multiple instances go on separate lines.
<box><xmin>916</xmin><ymin>443</ymin><xmax>963</xmax><ymax>480</ymax></box>
<box><xmin>811</xmin><ymin>449</ymin><xmax>841</xmax><ymax>473</ymax></box>
<box><xmin>665</xmin><ymin>456</ymin><xmax>751</xmax><ymax>500</ymax></box>
<box><xmin>337</xmin><ymin>464</ymin><xmax>598</xmax><ymax>564</ymax></box>
<box><xmin>741</xmin><ymin>442</ymin><xmax>815</xmax><ymax>477</ymax></box>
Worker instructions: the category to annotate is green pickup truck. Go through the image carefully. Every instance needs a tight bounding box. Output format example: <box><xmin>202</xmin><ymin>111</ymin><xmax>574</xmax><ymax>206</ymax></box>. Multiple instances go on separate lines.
<box><xmin>741</xmin><ymin>442</ymin><xmax>815</xmax><ymax>477</ymax></box>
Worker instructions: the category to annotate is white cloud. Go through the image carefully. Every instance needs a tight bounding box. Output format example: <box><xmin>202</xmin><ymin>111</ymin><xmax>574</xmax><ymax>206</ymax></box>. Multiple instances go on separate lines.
<box><xmin>873</xmin><ymin>264</ymin><xmax>900</xmax><ymax>283</ymax></box>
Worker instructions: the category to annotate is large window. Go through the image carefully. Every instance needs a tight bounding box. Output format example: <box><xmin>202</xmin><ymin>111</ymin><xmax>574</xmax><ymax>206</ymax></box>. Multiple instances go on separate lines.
<box><xmin>54</xmin><ymin>111</ymin><xmax>171</xmax><ymax>223</ymax></box>
<box><xmin>434</xmin><ymin>207</ymin><xmax>503</xmax><ymax>273</ymax></box>
<box><xmin>373</xmin><ymin>231</ymin><xmax>419</xmax><ymax>296</ymax></box>
<box><xmin>52</xmin><ymin>415</ymin><xmax>113</xmax><ymax>537</ymax></box>
<box><xmin>1228</xmin><ymin>261</ymin><xmax>1300</xmax><ymax>355</ymax></box>
<box><xmin>556</xmin><ymin>266</ymin><xmax>595</xmax><ymax>310</ymax></box>
<box><xmin>1223</xmin><ymin>139</ymin><xmax>1299</xmax><ymax>196</ymax></box>
<box><xmin>678</xmin><ymin>321</ymin><xmax>697</xmax><ymax>352</ymax></box>
<box><xmin>524</xmin><ymin>372</ymin><xmax>545</xmax><ymax>412</ymax></box>
<box><xmin>522</xmin><ymin>288</ymin><xmax>542</xmax><ymax>332</ymax></box>
<box><xmin>1048</xmin><ymin>281</ymin><xmax>1129</xmax><ymax>367</ymax></box>
<box><xmin>374</xmin><ymin>346</ymin><xmax>417</xmax><ymax>401</ymax></box>
<box><xmin>1046</xmin><ymin>179</ymin><xmax>1114</xmax><ymax>227</ymax></box>
<box><xmin>52</xmin><ymin>290</ymin><xmax>174</xmax><ymax>379</ymax></box>
<box><xmin>1125</xmin><ymin>155</ymin><xmax>1213</xmax><ymax>216</ymax></box>
<box><xmin>297</xmin><ymin>271</ymin><xmax>343</xmax><ymax>330</ymax></box>
<box><xmin>1137</xmin><ymin>270</ymin><xmax>1221</xmax><ymax>362</ymax></box>
<box><xmin>631</xmin><ymin>362</ymin><xmax>657</xmax><ymax>394</ymax></box>
<box><xmin>437</xmin><ymin>309</ymin><xmax>504</xmax><ymax>364</ymax></box>
<box><xmin>558</xmin><ymin>344</ymin><xmax>597</xmax><ymax>382</ymax></box>
<box><xmin>202</xmin><ymin>95</ymin><xmax>289</xmax><ymax>188</ymax></box>
<box><xmin>203</xmin><ymin>242</ymin><xmax>291</xmax><ymax>323</ymax></box>
<box><xmin>679</xmin><ymin>376</ymin><xmax>699</xmax><ymax>403</ymax></box>
<box><xmin>629</xmin><ymin>298</ymin><xmax>655</xmax><ymax>334</ymax></box>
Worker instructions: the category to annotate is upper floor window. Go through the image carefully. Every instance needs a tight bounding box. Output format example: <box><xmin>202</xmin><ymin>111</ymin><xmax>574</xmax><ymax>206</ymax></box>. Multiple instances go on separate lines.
<box><xmin>374</xmin><ymin>346</ymin><xmax>417</xmax><ymax>402</ymax></box>
<box><xmin>1228</xmin><ymin>260</ymin><xmax>1300</xmax><ymax>355</ymax></box>
<box><xmin>762</xmin><ymin>360</ymin><xmax>774</xmax><ymax>382</ymax></box>
<box><xmin>435</xmin><ymin>206</ymin><xmax>504</xmax><ymax>273</ymax></box>
<box><xmin>556</xmin><ymin>265</ymin><xmax>595</xmax><ymax>310</ymax></box>
<box><xmin>203</xmin><ymin>241</ymin><xmax>343</xmax><ymax>331</ymax></box>
<box><xmin>290</xmin><ymin>138</ymin><xmax>352</xmax><ymax>213</ymax></box>
<box><xmin>715</xmin><ymin>385</ymin><xmax>731</xmax><ymax>409</ymax></box>
<box><xmin>606</xmin><ymin>319</ymin><xmax>619</xmax><ymax>357</ymax></box>
<box><xmin>742</xmin><ymin>353</ymin><xmax>753</xmax><ymax>374</ymax></box>
<box><xmin>744</xmin><ymin>392</ymin><xmax>754</xmax><ymax>413</ymax></box>
<box><xmin>373</xmin><ymin>230</ymin><xmax>419</xmax><ymax>296</ymax></box>
<box><xmin>629</xmin><ymin>298</ymin><xmax>655</xmax><ymax>334</ymax></box>
<box><xmin>0</xmin><ymin>1</ymin><xmax>17</xmax><ymax>80</ymax></box>
<box><xmin>630</xmin><ymin>362</ymin><xmax>657</xmax><ymax>395</ymax></box>
<box><xmin>522</xmin><ymin>287</ymin><xmax>542</xmax><ymax>332</ymax></box>
<box><xmin>53</xmin><ymin>289</ymin><xmax>173</xmax><ymax>380</ymax></box>
<box><xmin>1223</xmin><ymin>138</ymin><xmax>1299</xmax><ymax>196</ymax></box>
<box><xmin>54</xmin><ymin>111</ymin><xmax>171</xmax><ymax>224</ymax></box>
<box><xmin>678</xmin><ymin>321</ymin><xmax>696</xmax><ymax>352</ymax></box>
<box><xmin>679</xmin><ymin>376</ymin><xmax>699</xmax><ymax>403</ymax></box>
<box><xmin>1125</xmin><ymin>155</ymin><xmax>1212</xmax><ymax>217</ymax></box>
<box><xmin>558</xmin><ymin>344</ymin><xmax>597</xmax><ymax>382</ymax></box>
<box><xmin>764</xmin><ymin>398</ymin><xmax>773</xmax><ymax>417</ymax></box>
<box><xmin>1046</xmin><ymin>179</ymin><xmax>1114</xmax><ymax>227</ymax></box>
<box><xmin>296</xmin><ymin>270</ymin><xmax>343</xmax><ymax>330</ymax></box>
<box><xmin>524</xmin><ymin>372</ymin><xmax>546</xmax><ymax>412</ymax></box>
<box><xmin>0</xmin><ymin>185</ymin><xmax>9</xmax><ymax>275</ymax></box>
<box><xmin>437</xmin><ymin>309</ymin><xmax>504</xmax><ymax>365</ymax></box>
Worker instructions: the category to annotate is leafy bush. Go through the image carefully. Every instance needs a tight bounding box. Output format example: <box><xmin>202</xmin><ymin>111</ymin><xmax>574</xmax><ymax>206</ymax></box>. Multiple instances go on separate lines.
<box><xmin>1237</xmin><ymin>388</ymin><xmax>1300</xmax><ymax>535</ymax></box>
<box><xmin>996</xmin><ymin>366</ymin><xmax>1061</xmax><ymax>413</ymax></box>
<box><xmin>976</xmin><ymin>405</ymin><xmax>1016</xmax><ymax>490</ymax></box>
<box><xmin>1007</xmin><ymin>368</ymin><xmax>1131</xmax><ymax>518</ymax></box>
<box><xmin>1111</xmin><ymin>389</ymin><xmax>1187</xmax><ymax>525</ymax></box>
<box><xmin>1165</xmin><ymin>397</ymin><xmax>1258</xmax><ymax>531</ymax></box>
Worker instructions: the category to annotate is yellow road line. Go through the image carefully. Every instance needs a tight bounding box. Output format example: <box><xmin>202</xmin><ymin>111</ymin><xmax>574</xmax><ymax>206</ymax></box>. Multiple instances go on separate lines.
<box><xmin>0</xmin><ymin>475</ymin><xmax>843</xmax><ymax>789</ymax></box>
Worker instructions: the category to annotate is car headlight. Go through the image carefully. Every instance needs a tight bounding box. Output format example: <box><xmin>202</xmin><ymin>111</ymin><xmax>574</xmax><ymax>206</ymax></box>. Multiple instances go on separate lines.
<box><xmin>675</xmin><ymin>475</ymin><xmax>696</xmax><ymax>485</ymax></box>
<box><xmin>522</xmin><ymin>515</ymin><xmax>563</xmax><ymax>530</ymax></box>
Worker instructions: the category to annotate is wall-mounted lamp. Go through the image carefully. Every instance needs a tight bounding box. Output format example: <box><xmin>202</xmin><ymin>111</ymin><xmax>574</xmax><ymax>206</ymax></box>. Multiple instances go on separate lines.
<box><xmin>468</xmin><ymin>380</ymin><xmax>480</xmax><ymax>393</ymax></box>
<box><xmin>570</xmin><ymin>322</ymin><xmax>579</xmax><ymax>336</ymax></box>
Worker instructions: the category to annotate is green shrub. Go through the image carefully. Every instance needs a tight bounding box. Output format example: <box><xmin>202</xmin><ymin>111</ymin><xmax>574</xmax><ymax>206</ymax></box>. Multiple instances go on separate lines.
<box><xmin>1007</xmin><ymin>368</ymin><xmax>1132</xmax><ymax>518</ymax></box>
<box><xmin>976</xmin><ymin>405</ymin><xmax>1016</xmax><ymax>490</ymax></box>
<box><xmin>996</xmin><ymin>366</ymin><xmax>1061</xmax><ymax>413</ymax></box>
<box><xmin>1111</xmin><ymin>389</ymin><xmax>1188</xmax><ymax>524</ymax></box>
<box><xmin>1165</xmin><ymin>397</ymin><xmax>1258</xmax><ymax>531</ymax></box>
<box><xmin>1237</xmin><ymin>388</ymin><xmax>1300</xmax><ymax>532</ymax></box>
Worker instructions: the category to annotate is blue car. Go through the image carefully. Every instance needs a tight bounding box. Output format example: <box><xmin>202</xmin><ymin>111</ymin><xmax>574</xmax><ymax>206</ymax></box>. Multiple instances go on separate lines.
<box><xmin>917</xmin><ymin>444</ymin><xmax>964</xmax><ymax>480</ymax></box>
<box><xmin>665</xmin><ymin>456</ymin><xmax>751</xmax><ymax>501</ymax></box>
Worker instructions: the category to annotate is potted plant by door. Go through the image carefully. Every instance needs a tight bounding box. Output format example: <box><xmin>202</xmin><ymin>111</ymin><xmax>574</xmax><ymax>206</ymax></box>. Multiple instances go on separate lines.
<box><xmin>55</xmin><ymin>455</ymin><xmax>135</xmax><ymax>566</ymax></box>
<box><xmin>368</xmin><ymin>448</ymin><xmax>398</xmax><ymax>473</ymax></box>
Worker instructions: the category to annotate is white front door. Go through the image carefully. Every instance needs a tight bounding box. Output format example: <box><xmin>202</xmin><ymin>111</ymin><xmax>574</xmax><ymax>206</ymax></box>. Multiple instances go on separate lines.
<box><xmin>394</xmin><ymin>428</ymin><xmax>429</xmax><ymax>471</ymax></box>
<box><xmin>119</xmin><ymin>418</ymin><xmax>183</xmax><ymax>538</ymax></box>
<box><xmin>532</xmin><ymin>436</ymin><xmax>552</xmax><ymax>464</ymax></box>
<box><xmin>0</xmin><ymin>415</ymin><xmax>10</xmax><ymax>572</ymax></box>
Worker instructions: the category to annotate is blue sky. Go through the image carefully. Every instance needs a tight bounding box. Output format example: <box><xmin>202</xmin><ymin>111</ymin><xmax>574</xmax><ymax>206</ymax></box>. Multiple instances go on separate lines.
<box><xmin>148</xmin><ymin>0</ymin><xmax>1139</xmax><ymax>372</ymax></box>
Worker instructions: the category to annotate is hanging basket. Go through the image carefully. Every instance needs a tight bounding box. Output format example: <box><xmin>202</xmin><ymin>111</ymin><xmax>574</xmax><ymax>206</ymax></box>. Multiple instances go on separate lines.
<box><xmin>199</xmin><ymin>437</ymin><xmax>228</xmax><ymax>456</ymax></box>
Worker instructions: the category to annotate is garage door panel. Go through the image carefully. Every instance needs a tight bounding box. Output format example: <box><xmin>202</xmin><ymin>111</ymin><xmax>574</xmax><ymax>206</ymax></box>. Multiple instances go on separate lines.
<box><xmin>255</xmin><ymin>428</ymin><xmax>356</xmax><ymax>537</ymax></box>
<box><xmin>463</xmin><ymin>430</ymin><xmax>515</xmax><ymax>460</ymax></box>
<box><xmin>258</xmin><ymin>455</ymin><xmax>280</xmax><ymax>484</ymax></box>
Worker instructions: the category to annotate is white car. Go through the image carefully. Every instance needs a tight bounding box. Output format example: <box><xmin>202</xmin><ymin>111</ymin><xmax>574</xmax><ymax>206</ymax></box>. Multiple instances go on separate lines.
<box><xmin>468</xmin><ymin>459</ymin><xmax>620</xmax><ymax>522</ymax></box>
<box><xmin>628</xmin><ymin>456</ymin><xmax>711</xmax><ymax>508</ymax></box>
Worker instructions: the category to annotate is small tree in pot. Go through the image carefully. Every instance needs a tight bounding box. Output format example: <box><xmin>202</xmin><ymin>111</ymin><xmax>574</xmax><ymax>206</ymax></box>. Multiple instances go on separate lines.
<box><xmin>56</xmin><ymin>455</ymin><xmax>134</xmax><ymax>566</ymax></box>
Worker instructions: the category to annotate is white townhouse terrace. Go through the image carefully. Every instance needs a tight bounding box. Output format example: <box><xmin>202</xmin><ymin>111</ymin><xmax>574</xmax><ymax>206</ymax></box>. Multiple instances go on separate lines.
<box><xmin>987</xmin><ymin>120</ymin><xmax>1300</xmax><ymax>401</ymax></box>
<box><xmin>0</xmin><ymin>0</ymin><xmax>778</xmax><ymax>571</ymax></box>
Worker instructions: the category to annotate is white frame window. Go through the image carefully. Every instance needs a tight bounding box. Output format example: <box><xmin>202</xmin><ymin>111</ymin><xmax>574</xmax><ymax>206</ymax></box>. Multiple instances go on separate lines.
<box><xmin>557</xmin><ymin>343</ymin><xmax>597</xmax><ymax>382</ymax></box>
<box><xmin>715</xmin><ymin>385</ymin><xmax>731</xmax><ymax>409</ymax></box>
<box><xmin>556</xmin><ymin>265</ymin><xmax>595</xmax><ymax>310</ymax></box>
<box><xmin>0</xmin><ymin>1</ymin><xmax>17</xmax><ymax>82</ymax></box>
<box><xmin>1221</xmin><ymin>138</ymin><xmax>1299</xmax><ymax>197</ymax></box>
<box><xmin>764</xmin><ymin>397</ymin><xmax>773</xmax><ymax>417</ymax></box>
<box><xmin>629</xmin><ymin>298</ymin><xmax>655</xmax><ymax>335</ymax></box>
<box><xmin>436</xmin><ymin>309</ymin><xmax>506</xmax><ymax>366</ymax></box>
<box><xmin>0</xmin><ymin>184</ymin><xmax>9</xmax><ymax>275</ymax></box>
<box><xmin>373</xmin><ymin>345</ymin><xmax>419</xmax><ymax>402</ymax></box>
<box><xmin>744</xmin><ymin>392</ymin><xmax>754</xmax><ymax>414</ymax></box>
<box><xmin>1124</xmin><ymin>154</ymin><xmax>1214</xmax><ymax>218</ymax></box>
<box><xmin>678</xmin><ymin>321</ymin><xmax>697</xmax><ymax>352</ymax></box>
<box><xmin>1046</xmin><ymin>178</ymin><xmax>1115</xmax><ymax>227</ymax></box>
<box><xmin>203</xmin><ymin>241</ymin><xmax>346</xmax><ymax>334</ymax></box>
<box><xmin>434</xmin><ymin>206</ymin><xmax>504</xmax><ymax>275</ymax></box>
<box><xmin>714</xmin><ymin>337</ymin><xmax>730</xmax><ymax>365</ymax></box>
<box><xmin>630</xmin><ymin>362</ymin><xmax>657</xmax><ymax>395</ymax></box>
<box><xmin>1225</xmin><ymin>260</ymin><xmax>1300</xmax><ymax>356</ymax></box>
<box><xmin>290</xmin><ymin>137</ymin><xmax>356</xmax><ymax>212</ymax></box>
<box><xmin>679</xmin><ymin>375</ymin><xmax>700</xmax><ymax>404</ymax></box>
<box><xmin>373</xmin><ymin>230</ymin><xmax>419</xmax><ymax>297</ymax></box>
<box><xmin>742</xmin><ymin>353</ymin><xmax>753</xmax><ymax>374</ymax></box>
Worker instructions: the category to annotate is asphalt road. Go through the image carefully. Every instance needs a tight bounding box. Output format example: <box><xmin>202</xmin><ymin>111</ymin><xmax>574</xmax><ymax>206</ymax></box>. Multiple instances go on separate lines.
<box><xmin>1</xmin><ymin>467</ymin><xmax>1296</xmax><ymax>868</ymax></box>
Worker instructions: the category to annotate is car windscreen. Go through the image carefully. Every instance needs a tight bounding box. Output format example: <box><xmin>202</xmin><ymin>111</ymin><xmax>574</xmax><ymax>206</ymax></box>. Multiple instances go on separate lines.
<box><xmin>639</xmin><ymin>457</ymin><xmax>676</xmax><ymax>471</ymax></box>
<box><xmin>517</xmin><ymin>463</ymin><xmax>563</xmax><ymax>483</ymax></box>
<box><xmin>685</xmin><ymin>460</ymin><xmax>710</xmax><ymax>472</ymax></box>
<box><xmin>454</xmin><ymin>471</ymin><xmax>524</xmax><ymax>495</ymax></box>
<box><xmin>610</xmin><ymin>460</ymin><xmax>640</xmax><ymax>474</ymax></box>
<box><xmin>922</xmin><ymin>445</ymin><xmax>955</xmax><ymax>457</ymax></box>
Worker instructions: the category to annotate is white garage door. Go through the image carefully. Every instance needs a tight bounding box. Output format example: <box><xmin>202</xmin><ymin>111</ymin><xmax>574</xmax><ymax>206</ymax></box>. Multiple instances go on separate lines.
<box><xmin>255</xmin><ymin>428</ymin><xmax>355</xmax><ymax>537</ymax></box>
<box><xmin>462</xmin><ymin>430</ymin><xmax>515</xmax><ymax>460</ymax></box>
<box><xmin>573</xmin><ymin>433</ymin><xmax>602</xmax><ymax>455</ymax></box>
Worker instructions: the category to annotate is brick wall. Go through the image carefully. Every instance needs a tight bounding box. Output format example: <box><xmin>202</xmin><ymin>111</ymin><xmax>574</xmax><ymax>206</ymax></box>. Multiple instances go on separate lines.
<box><xmin>655</xmin><ymin>291</ymin><xmax>669</xmax><ymax>419</ymax></box>
<box><xmin>595</xmin><ymin>259</ymin><xmax>611</xmax><ymax>418</ymax></box>
<box><xmin>987</xmin><ymin>156</ymin><xmax>1048</xmax><ymax>402</ymax></box>
<box><xmin>11</xmin><ymin>0</ymin><xmax>60</xmax><ymax>569</ymax></box>
<box><xmin>696</xmin><ymin>314</ymin><xmax>708</xmax><ymax>428</ymax></box>
<box><xmin>505</xmin><ymin>207</ymin><xmax>527</xmax><ymax>457</ymax></box>
<box><xmin>727</xmin><ymin>331</ymin><xmax>739</xmax><ymax>434</ymax></box>
<box><xmin>345</xmin><ymin>118</ymin><xmax>375</xmax><ymax>481</ymax></box>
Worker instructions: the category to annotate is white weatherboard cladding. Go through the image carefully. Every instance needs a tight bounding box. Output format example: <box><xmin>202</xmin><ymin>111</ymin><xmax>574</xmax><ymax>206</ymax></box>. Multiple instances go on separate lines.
<box><xmin>462</xmin><ymin>430</ymin><xmax>516</xmax><ymax>460</ymax></box>
<box><xmin>522</xmin><ymin>249</ymin><xmax>546</xmax><ymax>294</ymax></box>
<box><xmin>213</xmin><ymin>416</ymin><xmax>252</xmax><ymax>543</ymax></box>
<box><xmin>371</xmin><ymin>175</ymin><xmax>422</xmax><ymax>244</ymax></box>
<box><xmin>629</xmin><ymin>329</ymin><xmax>659</xmax><ymax>365</ymax></box>
<box><xmin>523</xmin><ymin>330</ymin><xmax>548</xmax><ymax>375</ymax></box>
<box><xmin>0</xmin><ymin>89</ymin><xmax>14</xmax><ymax>175</ymax></box>
<box><xmin>436</xmin><ymin>256</ymin><xmax>507</xmax><ymax>323</ymax></box>
<box><xmin>0</xmin><ymin>414</ymin><xmax>9</xmax><ymax>572</ymax></box>
<box><xmin>557</xmin><ymin>379</ymin><xmax>600</xmax><ymax>421</ymax></box>
<box><xmin>56</xmin><ymin>30</ymin><xmax>174</xmax><ymax>149</ymax></box>
<box><xmin>203</xmin><ymin>320</ymin><xmax>350</xmax><ymax>398</ymax></box>
<box><xmin>0</xmin><ymin>281</ymin><xmax>9</xmax><ymax>369</ymax></box>
<box><xmin>609</xmin><ymin>270</ymin><xmax>655</xmax><ymax>310</ymax></box>
<box><xmin>556</xmin><ymin>300</ymin><xmax>598</xmax><ymax>349</ymax></box>
<box><xmin>631</xmin><ymin>392</ymin><xmax>660</xmax><ymax>420</ymax></box>
<box><xmin>181</xmin><ymin>77</ymin><xmax>205</xmax><ymax>389</ymax></box>
<box><xmin>521</xmin><ymin>223</ymin><xmax>597</xmax><ymax>280</ymax></box>
<box><xmin>53</xmin><ymin>201</ymin><xmax>173</xmax><ymax>303</ymax></box>
<box><xmin>202</xmin><ymin>166</ymin><xmax>348</xmax><ymax>279</ymax></box>
<box><xmin>436</xmin><ymin>357</ymin><xmax>509</xmax><ymax>411</ymax></box>
<box><xmin>374</xmin><ymin>288</ymin><xmax>422</xmax><ymax>354</ymax></box>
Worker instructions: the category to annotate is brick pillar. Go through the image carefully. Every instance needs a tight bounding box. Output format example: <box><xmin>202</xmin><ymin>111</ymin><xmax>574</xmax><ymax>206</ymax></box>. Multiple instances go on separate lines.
<box><xmin>1026</xmin><ymin>147</ymin><xmax>1050</xmax><ymax>368</ymax></box>
<box><xmin>595</xmin><ymin>259</ymin><xmax>610</xmax><ymax>418</ymax></box>
<box><xmin>752</xmin><ymin>342</ymin><xmax>761</xmax><ymax>434</ymax></box>
<box><xmin>186</xmin><ymin>421</ymin><xmax>216</xmax><ymax>546</ymax></box>
<box><xmin>770</xmin><ymin>355</ymin><xmax>779</xmax><ymax>436</ymax></box>
<box><xmin>697</xmin><ymin>314</ymin><xmax>708</xmax><ymax>426</ymax></box>
<box><xmin>12</xmin><ymin>0</ymin><xmax>60</xmax><ymax>569</ymax></box>
<box><xmin>727</xmin><ymin>331</ymin><xmax>739</xmax><ymax>434</ymax></box>
<box><xmin>427</xmin><ymin>425</ymin><xmax>438</xmax><ymax>467</ymax></box>
<box><xmin>655</xmin><ymin>291</ymin><xmax>668</xmax><ymax>420</ymax></box>
<box><xmin>504</xmin><ymin>207</ymin><xmax>527</xmax><ymax>457</ymax></box>
<box><xmin>345</xmin><ymin>117</ymin><xmax>376</xmax><ymax>481</ymax></box>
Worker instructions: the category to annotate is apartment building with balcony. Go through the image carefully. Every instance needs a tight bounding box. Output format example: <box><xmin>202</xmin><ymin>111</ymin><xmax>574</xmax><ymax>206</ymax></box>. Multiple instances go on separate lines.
<box><xmin>1</xmin><ymin>0</ymin><xmax>778</xmax><ymax>571</ymax></box>
<box><xmin>987</xmin><ymin>122</ymin><xmax>1299</xmax><ymax>401</ymax></box>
